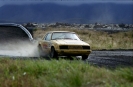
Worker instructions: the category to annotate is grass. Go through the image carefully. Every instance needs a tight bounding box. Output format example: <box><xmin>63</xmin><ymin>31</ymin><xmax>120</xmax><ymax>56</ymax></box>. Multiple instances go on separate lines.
<box><xmin>0</xmin><ymin>58</ymin><xmax>133</xmax><ymax>87</ymax></box>
<box><xmin>33</xmin><ymin>27</ymin><xmax>133</xmax><ymax>50</ymax></box>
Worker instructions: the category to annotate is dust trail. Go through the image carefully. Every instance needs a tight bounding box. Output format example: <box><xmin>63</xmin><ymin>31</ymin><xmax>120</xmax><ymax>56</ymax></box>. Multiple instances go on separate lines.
<box><xmin>0</xmin><ymin>40</ymin><xmax>39</xmax><ymax>57</ymax></box>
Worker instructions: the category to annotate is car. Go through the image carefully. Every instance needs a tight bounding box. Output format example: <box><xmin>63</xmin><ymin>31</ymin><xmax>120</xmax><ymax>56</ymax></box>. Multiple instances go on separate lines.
<box><xmin>0</xmin><ymin>23</ymin><xmax>33</xmax><ymax>42</ymax></box>
<box><xmin>0</xmin><ymin>23</ymin><xmax>38</xmax><ymax>57</ymax></box>
<box><xmin>38</xmin><ymin>31</ymin><xmax>91</xmax><ymax>60</ymax></box>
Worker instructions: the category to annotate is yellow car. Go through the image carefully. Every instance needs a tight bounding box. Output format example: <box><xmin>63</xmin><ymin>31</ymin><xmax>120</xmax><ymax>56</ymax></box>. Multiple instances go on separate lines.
<box><xmin>38</xmin><ymin>31</ymin><xmax>91</xmax><ymax>60</ymax></box>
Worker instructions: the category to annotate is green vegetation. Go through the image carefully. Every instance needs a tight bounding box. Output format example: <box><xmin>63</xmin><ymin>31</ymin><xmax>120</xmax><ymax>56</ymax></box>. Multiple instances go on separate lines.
<box><xmin>0</xmin><ymin>58</ymin><xmax>132</xmax><ymax>87</ymax></box>
<box><xmin>34</xmin><ymin>27</ymin><xmax>133</xmax><ymax>49</ymax></box>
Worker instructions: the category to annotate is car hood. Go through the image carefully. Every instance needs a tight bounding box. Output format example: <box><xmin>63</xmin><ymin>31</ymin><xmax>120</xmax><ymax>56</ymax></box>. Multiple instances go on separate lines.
<box><xmin>53</xmin><ymin>40</ymin><xmax>89</xmax><ymax>45</ymax></box>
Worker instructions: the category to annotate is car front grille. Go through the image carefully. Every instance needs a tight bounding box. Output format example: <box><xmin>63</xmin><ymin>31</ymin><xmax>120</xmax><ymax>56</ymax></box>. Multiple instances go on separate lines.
<box><xmin>82</xmin><ymin>46</ymin><xmax>90</xmax><ymax>49</ymax></box>
<box><xmin>59</xmin><ymin>45</ymin><xmax>90</xmax><ymax>50</ymax></box>
<box><xmin>59</xmin><ymin>46</ymin><xmax>68</xmax><ymax>49</ymax></box>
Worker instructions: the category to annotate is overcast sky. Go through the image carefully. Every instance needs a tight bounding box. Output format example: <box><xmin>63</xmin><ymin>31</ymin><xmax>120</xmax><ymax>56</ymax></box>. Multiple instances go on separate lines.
<box><xmin>0</xmin><ymin>0</ymin><xmax>133</xmax><ymax>6</ymax></box>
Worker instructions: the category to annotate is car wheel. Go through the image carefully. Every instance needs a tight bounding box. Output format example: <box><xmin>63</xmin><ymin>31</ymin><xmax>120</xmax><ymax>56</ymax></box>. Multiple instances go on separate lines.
<box><xmin>82</xmin><ymin>55</ymin><xmax>88</xmax><ymax>60</ymax></box>
<box><xmin>50</xmin><ymin>47</ymin><xmax>58</xmax><ymax>59</ymax></box>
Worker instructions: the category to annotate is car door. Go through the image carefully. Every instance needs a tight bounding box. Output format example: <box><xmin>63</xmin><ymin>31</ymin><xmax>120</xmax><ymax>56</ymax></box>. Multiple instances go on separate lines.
<box><xmin>41</xmin><ymin>33</ymin><xmax>52</xmax><ymax>55</ymax></box>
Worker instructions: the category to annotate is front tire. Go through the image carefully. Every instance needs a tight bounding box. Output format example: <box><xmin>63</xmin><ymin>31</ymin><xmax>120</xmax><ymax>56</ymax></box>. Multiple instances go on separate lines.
<box><xmin>50</xmin><ymin>47</ymin><xmax>58</xmax><ymax>59</ymax></box>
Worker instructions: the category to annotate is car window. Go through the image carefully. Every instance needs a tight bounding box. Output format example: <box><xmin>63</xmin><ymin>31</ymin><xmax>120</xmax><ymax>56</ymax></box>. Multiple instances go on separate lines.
<box><xmin>45</xmin><ymin>33</ymin><xmax>51</xmax><ymax>41</ymax></box>
<box><xmin>52</xmin><ymin>33</ymin><xmax>64</xmax><ymax>39</ymax></box>
<box><xmin>52</xmin><ymin>32</ymin><xmax>80</xmax><ymax>40</ymax></box>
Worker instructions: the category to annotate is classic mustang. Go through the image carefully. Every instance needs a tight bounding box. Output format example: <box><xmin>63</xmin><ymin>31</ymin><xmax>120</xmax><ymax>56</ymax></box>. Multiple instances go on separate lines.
<box><xmin>38</xmin><ymin>31</ymin><xmax>91</xmax><ymax>60</ymax></box>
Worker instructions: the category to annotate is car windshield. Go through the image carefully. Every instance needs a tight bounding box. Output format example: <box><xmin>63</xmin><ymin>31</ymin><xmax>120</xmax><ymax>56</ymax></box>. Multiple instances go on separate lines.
<box><xmin>51</xmin><ymin>32</ymin><xmax>80</xmax><ymax>40</ymax></box>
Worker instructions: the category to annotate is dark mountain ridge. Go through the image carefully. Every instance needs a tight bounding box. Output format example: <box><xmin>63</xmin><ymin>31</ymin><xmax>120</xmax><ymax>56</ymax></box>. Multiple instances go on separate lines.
<box><xmin>0</xmin><ymin>3</ymin><xmax>132</xmax><ymax>24</ymax></box>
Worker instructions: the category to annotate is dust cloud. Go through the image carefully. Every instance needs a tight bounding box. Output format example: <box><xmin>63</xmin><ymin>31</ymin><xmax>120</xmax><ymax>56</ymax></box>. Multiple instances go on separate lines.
<box><xmin>0</xmin><ymin>40</ymin><xmax>39</xmax><ymax>57</ymax></box>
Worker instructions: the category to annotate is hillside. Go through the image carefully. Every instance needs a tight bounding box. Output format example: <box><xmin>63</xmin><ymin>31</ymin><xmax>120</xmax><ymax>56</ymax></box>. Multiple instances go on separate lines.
<box><xmin>0</xmin><ymin>3</ymin><xmax>132</xmax><ymax>24</ymax></box>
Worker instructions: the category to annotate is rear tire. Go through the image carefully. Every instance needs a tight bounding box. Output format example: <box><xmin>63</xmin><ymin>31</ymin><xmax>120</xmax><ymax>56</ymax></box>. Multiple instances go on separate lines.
<box><xmin>82</xmin><ymin>55</ymin><xmax>88</xmax><ymax>60</ymax></box>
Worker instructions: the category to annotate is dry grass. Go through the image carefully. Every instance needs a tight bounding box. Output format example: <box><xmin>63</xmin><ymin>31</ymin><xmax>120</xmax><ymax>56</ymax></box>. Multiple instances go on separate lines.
<box><xmin>33</xmin><ymin>27</ymin><xmax>133</xmax><ymax>49</ymax></box>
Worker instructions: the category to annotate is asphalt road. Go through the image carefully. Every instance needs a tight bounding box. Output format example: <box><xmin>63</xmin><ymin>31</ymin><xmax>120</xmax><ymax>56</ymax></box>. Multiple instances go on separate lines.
<box><xmin>87</xmin><ymin>50</ymin><xmax>133</xmax><ymax>68</ymax></box>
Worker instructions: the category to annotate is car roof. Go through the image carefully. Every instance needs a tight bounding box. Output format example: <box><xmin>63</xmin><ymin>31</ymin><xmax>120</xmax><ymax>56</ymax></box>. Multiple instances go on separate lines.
<box><xmin>47</xmin><ymin>31</ymin><xmax>75</xmax><ymax>33</ymax></box>
<box><xmin>0</xmin><ymin>23</ymin><xmax>18</xmax><ymax>26</ymax></box>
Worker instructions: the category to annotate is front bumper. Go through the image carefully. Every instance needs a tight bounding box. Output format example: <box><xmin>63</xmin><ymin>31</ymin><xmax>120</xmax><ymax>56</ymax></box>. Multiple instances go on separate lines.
<box><xmin>56</xmin><ymin>49</ymin><xmax>92</xmax><ymax>56</ymax></box>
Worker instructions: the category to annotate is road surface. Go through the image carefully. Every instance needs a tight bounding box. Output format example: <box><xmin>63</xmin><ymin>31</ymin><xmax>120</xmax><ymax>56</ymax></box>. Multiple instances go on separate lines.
<box><xmin>87</xmin><ymin>50</ymin><xmax>133</xmax><ymax>68</ymax></box>
<box><xmin>0</xmin><ymin>49</ymin><xmax>133</xmax><ymax>68</ymax></box>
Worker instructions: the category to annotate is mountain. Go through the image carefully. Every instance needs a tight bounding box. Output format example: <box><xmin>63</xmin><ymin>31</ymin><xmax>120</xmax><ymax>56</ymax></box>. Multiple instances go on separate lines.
<box><xmin>0</xmin><ymin>3</ymin><xmax>133</xmax><ymax>24</ymax></box>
